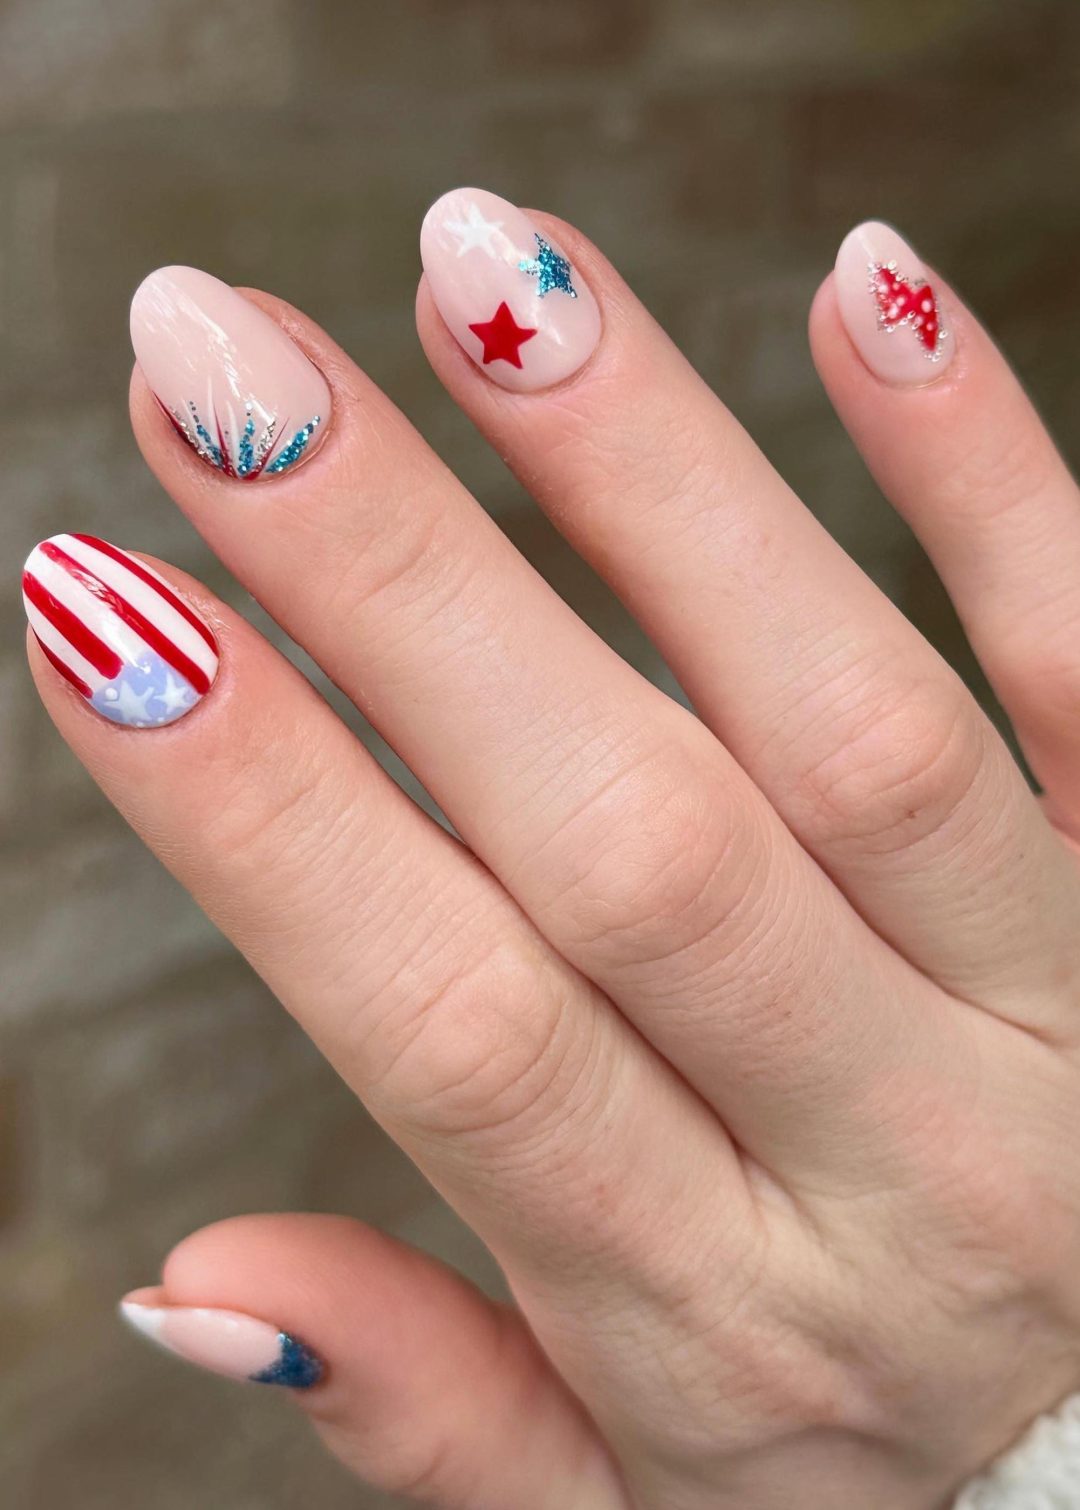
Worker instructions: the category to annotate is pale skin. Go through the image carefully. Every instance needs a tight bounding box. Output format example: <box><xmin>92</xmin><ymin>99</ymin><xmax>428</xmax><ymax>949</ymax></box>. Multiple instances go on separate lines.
<box><xmin>28</xmin><ymin>212</ymin><xmax>1080</xmax><ymax>1509</ymax></box>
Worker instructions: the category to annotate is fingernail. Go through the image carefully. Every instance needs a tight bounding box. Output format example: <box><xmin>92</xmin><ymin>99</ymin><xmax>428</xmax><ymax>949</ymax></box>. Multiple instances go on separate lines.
<box><xmin>120</xmin><ymin>1290</ymin><xmax>324</xmax><ymax>1388</ymax></box>
<box><xmin>130</xmin><ymin>265</ymin><xmax>331</xmax><ymax>480</ymax></box>
<box><xmin>835</xmin><ymin>221</ymin><xmax>953</xmax><ymax>386</ymax></box>
<box><xmin>22</xmin><ymin>534</ymin><xmax>219</xmax><ymax>727</ymax></box>
<box><xmin>421</xmin><ymin>187</ymin><xmax>601</xmax><ymax>392</ymax></box>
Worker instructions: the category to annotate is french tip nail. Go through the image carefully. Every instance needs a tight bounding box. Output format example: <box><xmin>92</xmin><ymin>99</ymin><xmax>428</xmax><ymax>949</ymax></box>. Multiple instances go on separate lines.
<box><xmin>119</xmin><ymin>1296</ymin><xmax>325</xmax><ymax>1389</ymax></box>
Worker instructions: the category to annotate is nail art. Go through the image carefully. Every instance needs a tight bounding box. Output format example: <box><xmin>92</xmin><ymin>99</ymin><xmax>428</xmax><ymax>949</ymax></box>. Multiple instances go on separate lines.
<box><xmin>120</xmin><ymin>1292</ymin><xmax>323</xmax><ymax>1388</ymax></box>
<box><xmin>421</xmin><ymin>188</ymin><xmax>601</xmax><ymax>392</ymax></box>
<box><xmin>22</xmin><ymin>534</ymin><xmax>218</xmax><ymax>727</ymax></box>
<box><xmin>835</xmin><ymin>221</ymin><xmax>954</xmax><ymax>386</ymax></box>
<box><xmin>130</xmin><ymin>265</ymin><xmax>331</xmax><ymax>480</ymax></box>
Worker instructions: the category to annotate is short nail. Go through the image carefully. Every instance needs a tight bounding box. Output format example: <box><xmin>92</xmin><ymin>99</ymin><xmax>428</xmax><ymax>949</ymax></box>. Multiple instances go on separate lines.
<box><xmin>835</xmin><ymin>221</ymin><xmax>953</xmax><ymax>386</ymax></box>
<box><xmin>23</xmin><ymin>534</ymin><xmax>219</xmax><ymax>727</ymax></box>
<box><xmin>130</xmin><ymin>265</ymin><xmax>331</xmax><ymax>480</ymax></box>
<box><xmin>120</xmin><ymin>1291</ymin><xmax>324</xmax><ymax>1388</ymax></box>
<box><xmin>421</xmin><ymin>187</ymin><xmax>601</xmax><ymax>392</ymax></box>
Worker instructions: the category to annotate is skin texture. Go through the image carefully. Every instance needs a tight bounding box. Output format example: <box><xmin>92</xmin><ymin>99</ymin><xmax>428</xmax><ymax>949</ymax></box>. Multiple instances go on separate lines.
<box><xmin>27</xmin><ymin>207</ymin><xmax>1080</xmax><ymax>1509</ymax></box>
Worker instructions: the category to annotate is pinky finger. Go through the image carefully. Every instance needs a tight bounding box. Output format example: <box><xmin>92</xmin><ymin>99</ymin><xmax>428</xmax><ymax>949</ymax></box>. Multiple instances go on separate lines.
<box><xmin>811</xmin><ymin>221</ymin><xmax>1080</xmax><ymax>831</ymax></box>
<box><xmin>120</xmin><ymin>1213</ymin><xmax>625</xmax><ymax>1510</ymax></box>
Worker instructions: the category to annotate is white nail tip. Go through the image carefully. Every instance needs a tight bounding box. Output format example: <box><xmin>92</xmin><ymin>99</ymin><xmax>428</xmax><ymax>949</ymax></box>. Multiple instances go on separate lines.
<box><xmin>118</xmin><ymin>1299</ymin><xmax>324</xmax><ymax>1388</ymax></box>
<box><xmin>119</xmin><ymin>1299</ymin><xmax>165</xmax><ymax>1343</ymax></box>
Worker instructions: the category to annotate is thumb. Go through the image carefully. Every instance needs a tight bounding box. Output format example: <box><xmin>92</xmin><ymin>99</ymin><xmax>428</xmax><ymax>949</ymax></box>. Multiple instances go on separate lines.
<box><xmin>119</xmin><ymin>1212</ymin><xmax>624</xmax><ymax>1510</ymax></box>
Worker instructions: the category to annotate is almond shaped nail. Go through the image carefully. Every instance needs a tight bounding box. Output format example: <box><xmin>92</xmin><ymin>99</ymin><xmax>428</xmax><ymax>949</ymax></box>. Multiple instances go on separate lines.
<box><xmin>120</xmin><ymin>1290</ymin><xmax>323</xmax><ymax>1388</ymax></box>
<box><xmin>421</xmin><ymin>187</ymin><xmax>601</xmax><ymax>392</ymax></box>
<box><xmin>130</xmin><ymin>265</ymin><xmax>331</xmax><ymax>480</ymax></box>
<box><xmin>23</xmin><ymin>534</ymin><xmax>219</xmax><ymax>727</ymax></box>
<box><xmin>835</xmin><ymin>221</ymin><xmax>953</xmax><ymax>387</ymax></box>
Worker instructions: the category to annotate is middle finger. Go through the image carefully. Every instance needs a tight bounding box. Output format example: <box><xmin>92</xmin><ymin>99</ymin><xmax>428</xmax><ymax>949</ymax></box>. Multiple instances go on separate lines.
<box><xmin>128</xmin><ymin>264</ymin><xmax>939</xmax><ymax>1178</ymax></box>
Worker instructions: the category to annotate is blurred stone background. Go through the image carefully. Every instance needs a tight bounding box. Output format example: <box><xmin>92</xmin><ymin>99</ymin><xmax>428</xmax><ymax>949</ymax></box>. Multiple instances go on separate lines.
<box><xmin>0</xmin><ymin>1</ymin><xmax>1078</xmax><ymax>1505</ymax></box>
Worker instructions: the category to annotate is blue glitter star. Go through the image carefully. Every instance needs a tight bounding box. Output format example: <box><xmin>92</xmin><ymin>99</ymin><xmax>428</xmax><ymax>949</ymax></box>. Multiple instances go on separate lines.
<box><xmin>519</xmin><ymin>234</ymin><xmax>577</xmax><ymax>298</ymax></box>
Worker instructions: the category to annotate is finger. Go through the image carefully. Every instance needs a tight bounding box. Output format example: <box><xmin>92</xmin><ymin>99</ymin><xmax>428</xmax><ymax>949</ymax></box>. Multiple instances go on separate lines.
<box><xmin>126</xmin><ymin>266</ymin><xmax>944</xmax><ymax>1178</ymax></box>
<box><xmin>121</xmin><ymin>1214</ymin><xmax>625</xmax><ymax>1510</ymax></box>
<box><xmin>415</xmin><ymin>190</ymin><xmax>1077</xmax><ymax>1033</ymax></box>
<box><xmin>24</xmin><ymin>538</ymin><xmax>737</xmax><ymax>1302</ymax></box>
<box><xmin>813</xmin><ymin>221</ymin><xmax>1080</xmax><ymax>846</ymax></box>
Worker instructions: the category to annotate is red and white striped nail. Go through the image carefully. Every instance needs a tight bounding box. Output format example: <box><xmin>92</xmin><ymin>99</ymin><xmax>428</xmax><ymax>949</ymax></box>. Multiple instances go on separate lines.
<box><xmin>22</xmin><ymin>534</ymin><xmax>219</xmax><ymax>727</ymax></box>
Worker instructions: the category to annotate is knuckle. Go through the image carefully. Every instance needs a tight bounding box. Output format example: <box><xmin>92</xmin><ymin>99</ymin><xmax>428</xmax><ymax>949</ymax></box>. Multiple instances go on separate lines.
<box><xmin>564</xmin><ymin>387</ymin><xmax>732</xmax><ymax>539</ymax></box>
<box><xmin>542</xmin><ymin>727</ymin><xmax>763</xmax><ymax>969</ymax></box>
<box><xmin>873</xmin><ymin>1069</ymin><xmax>1080</xmax><ymax>1313</ymax></box>
<box><xmin>911</xmin><ymin>1146</ymin><xmax>1073</xmax><ymax>1312</ymax></box>
<box><xmin>308</xmin><ymin>489</ymin><xmax>480</xmax><ymax>641</ymax></box>
<box><xmin>792</xmin><ymin>674</ymin><xmax>986</xmax><ymax>858</ymax></box>
<box><xmin>353</xmin><ymin>930</ymin><xmax>595</xmax><ymax>1150</ymax></box>
<box><xmin>198</xmin><ymin>726</ymin><xmax>338</xmax><ymax>873</ymax></box>
<box><xmin>933</xmin><ymin>419</ymin><xmax>1059</xmax><ymax>529</ymax></box>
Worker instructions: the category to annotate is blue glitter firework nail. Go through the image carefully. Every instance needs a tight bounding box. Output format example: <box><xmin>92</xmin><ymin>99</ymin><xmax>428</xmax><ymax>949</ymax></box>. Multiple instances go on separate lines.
<box><xmin>519</xmin><ymin>233</ymin><xmax>577</xmax><ymax>299</ymax></box>
<box><xmin>266</xmin><ymin>417</ymin><xmax>321</xmax><ymax>474</ymax></box>
<box><xmin>250</xmin><ymin>1332</ymin><xmax>324</xmax><ymax>1389</ymax></box>
<box><xmin>169</xmin><ymin>402</ymin><xmax>320</xmax><ymax>480</ymax></box>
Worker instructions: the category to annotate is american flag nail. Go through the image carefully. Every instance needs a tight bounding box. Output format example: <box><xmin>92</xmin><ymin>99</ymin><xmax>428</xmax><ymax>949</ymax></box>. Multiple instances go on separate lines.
<box><xmin>22</xmin><ymin>534</ymin><xmax>219</xmax><ymax>728</ymax></box>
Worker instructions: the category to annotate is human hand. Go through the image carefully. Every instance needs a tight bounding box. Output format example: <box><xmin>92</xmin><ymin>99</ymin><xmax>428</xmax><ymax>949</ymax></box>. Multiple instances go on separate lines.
<box><xmin>23</xmin><ymin>191</ymin><xmax>1080</xmax><ymax>1508</ymax></box>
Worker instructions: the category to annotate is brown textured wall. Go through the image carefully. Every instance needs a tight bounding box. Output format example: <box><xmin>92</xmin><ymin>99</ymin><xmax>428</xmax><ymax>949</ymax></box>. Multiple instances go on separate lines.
<box><xmin>1</xmin><ymin>2</ymin><xmax>1078</xmax><ymax>1505</ymax></box>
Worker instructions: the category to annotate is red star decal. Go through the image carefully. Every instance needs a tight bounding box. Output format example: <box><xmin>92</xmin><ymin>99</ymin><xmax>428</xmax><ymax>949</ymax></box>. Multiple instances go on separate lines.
<box><xmin>468</xmin><ymin>302</ymin><xmax>537</xmax><ymax>368</ymax></box>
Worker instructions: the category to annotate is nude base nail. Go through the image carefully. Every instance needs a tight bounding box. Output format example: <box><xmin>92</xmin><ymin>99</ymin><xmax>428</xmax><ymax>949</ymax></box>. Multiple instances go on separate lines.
<box><xmin>130</xmin><ymin>265</ymin><xmax>331</xmax><ymax>481</ymax></box>
<box><xmin>835</xmin><ymin>221</ymin><xmax>954</xmax><ymax>386</ymax></box>
<box><xmin>120</xmin><ymin>1291</ymin><xmax>323</xmax><ymax>1388</ymax></box>
<box><xmin>421</xmin><ymin>187</ymin><xmax>601</xmax><ymax>392</ymax></box>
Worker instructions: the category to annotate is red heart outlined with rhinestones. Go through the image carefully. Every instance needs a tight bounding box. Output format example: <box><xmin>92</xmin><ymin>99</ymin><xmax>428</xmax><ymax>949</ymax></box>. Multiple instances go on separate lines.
<box><xmin>872</xmin><ymin>264</ymin><xmax>941</xmax><ymax>353</ymax></box>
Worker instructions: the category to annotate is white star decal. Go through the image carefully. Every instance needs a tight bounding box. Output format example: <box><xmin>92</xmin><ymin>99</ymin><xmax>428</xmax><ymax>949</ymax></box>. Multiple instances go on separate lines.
<box><xmin>111</xmin><ymin>679</ymin><xmax>157</xmax><ymax>726</ymax></box>
<box><xmin>158</xmin><ymin>670</ymin><xmax>194</xmax><ymax>717</ymax></box>
<box><xmin>444</xmin><ymin>203</ymin><xmax>505</xmax><ymax>258</ymax></box>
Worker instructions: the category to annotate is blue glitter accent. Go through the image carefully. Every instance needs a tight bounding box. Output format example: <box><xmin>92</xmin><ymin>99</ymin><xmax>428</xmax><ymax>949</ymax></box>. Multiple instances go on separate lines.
<box><xmin>519</xmin><ymin>234</ymin><xmax>577</xmax><ymax>298</ymax></box>
<box><xmin>236</xmin><ymin>411</ymin><xmax>257</xmax><ymax>476</ymax></box>
<box><xmin>266</xmin><ymin>417</ymin><xmax>321</xmax><ymax>474</ymax></box>
<box><xmin>89</xmin><ymin>652</ymin><xmax>198</xmax><ymax>728</ymax></box>
<box><xmin>172</xmin><ymin>402</ymin><xmax>320</xmax><ymax>479</ymax></box>
<box><xmin>250</xmin><ymin>1333</ymin><xmax>324</xmax><ymax>1389</ymax></box>
<box><xmin>191</xmin><ymin>406</ymin><xmax>224</xmax><ymax>470</ymax></box>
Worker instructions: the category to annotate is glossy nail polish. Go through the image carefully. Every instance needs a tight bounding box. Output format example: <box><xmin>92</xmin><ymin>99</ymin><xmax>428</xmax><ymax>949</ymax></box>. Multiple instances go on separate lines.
<box><xmin>23</xmin><ymin>534</ymin><xmax>218</xmax><ymax>727</ymax></box>
<box><xmin>421</xmin><ymin>187</ymin><xmax>601</xmax><ymax>392</ymax></box>
<box><xmin>835</xmin><ymin>221</ymin><xmax>953</xmax><ymax>386</ymax></box>
<box><xmin>120</xmin><ymin>1291</ymin><xmax>323</xmax><ymax>1388</ymax></box>
<box><xmin>130</xmin><ymin>266</ymin><xmax>331</xmax><ymax>480</ymax></box>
